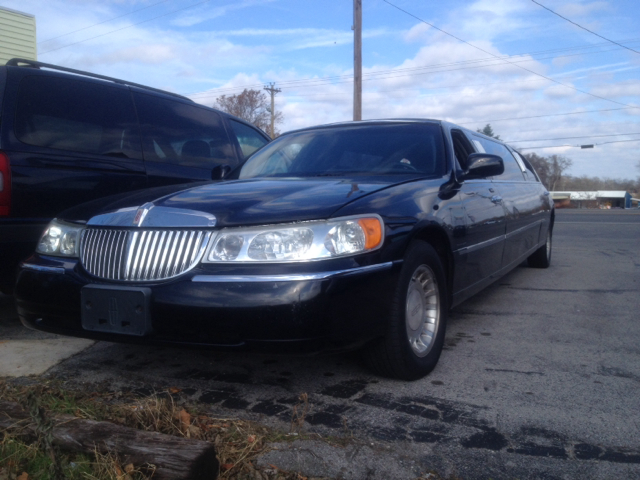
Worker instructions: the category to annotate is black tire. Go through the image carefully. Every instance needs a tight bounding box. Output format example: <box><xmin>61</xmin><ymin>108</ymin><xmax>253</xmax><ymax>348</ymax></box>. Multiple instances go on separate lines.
<box><xmin>528</xmin><ymin>228</ymin><xmax>552</xmax><ymax>268</ymax></box>
<box><xmin>362</xmin><ymin>241</ymin><xmax>448</xmax><ymax>380</ymax></box>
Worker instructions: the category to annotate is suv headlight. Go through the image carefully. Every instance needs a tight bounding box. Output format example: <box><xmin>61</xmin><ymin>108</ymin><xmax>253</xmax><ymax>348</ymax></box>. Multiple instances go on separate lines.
<box><xmin>204</xmin><ymin>215</ymin><xmax>384</xmax><ymax>263</ymax></box>
<box><xmin>37</xmin><ymin>220</ymin><xmax>84</xmax><ymax>257</ymax></box>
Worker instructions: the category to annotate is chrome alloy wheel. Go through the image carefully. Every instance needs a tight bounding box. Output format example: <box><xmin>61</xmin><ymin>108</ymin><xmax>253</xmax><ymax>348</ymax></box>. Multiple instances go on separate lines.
<box><xmin>405</xmin><ymin>264</ymin><xmax>440</xmax><ymax>357</ymax></box>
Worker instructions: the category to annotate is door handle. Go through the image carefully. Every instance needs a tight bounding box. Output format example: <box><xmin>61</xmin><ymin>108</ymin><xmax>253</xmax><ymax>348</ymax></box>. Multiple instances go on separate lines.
<box><xmin>491</xmin><ymin>195</ymin><xmax>503</xmax><ymax>204</ymax></box>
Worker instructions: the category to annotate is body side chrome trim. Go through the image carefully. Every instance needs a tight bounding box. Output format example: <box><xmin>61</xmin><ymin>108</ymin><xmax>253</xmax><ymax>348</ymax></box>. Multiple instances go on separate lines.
<box><xmin>454</xmin><ymin>234</ymin><xmax>505</xmax><ymax>255</ymax></box>
<box><xmin>20</xmin><ymin>263</ymin><xmax>65</xmax><ymax>275</ymax></box>
<box><xmin>505</xmin><ymin>219</ymin><xmax>543</xmax><ymax>240</ymax></box>
<box><xmin>191</xmin><ymin>261</ymin><xmax>396</xmax><ymax>283</ymax></box>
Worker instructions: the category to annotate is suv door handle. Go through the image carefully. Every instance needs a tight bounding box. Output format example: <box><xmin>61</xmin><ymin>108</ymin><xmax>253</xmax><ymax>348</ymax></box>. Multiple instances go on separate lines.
<box><xmin>491</xmin><ymin>195</ymin><xmax>503</xmax><ymax>204</ymax></box>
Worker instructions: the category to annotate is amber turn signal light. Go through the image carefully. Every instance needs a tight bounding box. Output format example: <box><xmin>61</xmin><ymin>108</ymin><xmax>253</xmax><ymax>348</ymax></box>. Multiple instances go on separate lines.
<box><xmin>358</xmin><ymin>218</ymin><xmax>383</xmax><ymax>250</ymax></box>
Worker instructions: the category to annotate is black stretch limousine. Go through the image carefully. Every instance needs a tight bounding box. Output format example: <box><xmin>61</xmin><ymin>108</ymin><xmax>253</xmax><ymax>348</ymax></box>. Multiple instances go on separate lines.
<box><xmin>15</xmin><ymin>120</ymin><xmax>553</xmax><ymax>380</ymax></box>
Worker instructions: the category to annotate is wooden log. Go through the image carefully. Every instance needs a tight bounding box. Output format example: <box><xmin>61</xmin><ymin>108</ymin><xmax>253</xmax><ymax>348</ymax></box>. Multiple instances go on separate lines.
<box><xmin>0</xmin><ymin>401</ymin><xmax>218</xmax><ymax>480</ymax></box>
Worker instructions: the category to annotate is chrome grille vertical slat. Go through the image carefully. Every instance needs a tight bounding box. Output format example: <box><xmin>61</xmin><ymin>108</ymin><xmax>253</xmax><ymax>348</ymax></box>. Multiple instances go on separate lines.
<box><xmin>86</xmin><ymin>229</ymin><xmax>97</xmax><ymax>275</ymax></box>
<box><xmin>159</xmin><ymin>231</ymin><xmax>174</xmax><ymax>279</ymax></box>
<box><xmin>114</xmin><ymin>231</ymin><xmax>127</xmax><ymax>280</ymax></box>
<box><xmin>80</xmin><ymin>228</ymin><xmax>210</xmax><ymax>281</ymax></box>
<box><xmin>131</xmin><ymin>231</ymin><xmax>148</xmax><ymax>280</ymax></box>
<box><xmin>172</xmin><ymin>232</ymin><xmax>187</xmax><ymax>277</ymax></box>
<box><xmin>164</xmin><ymin>231</ymin><xmax>180</xmax><ymax>278</ymax></box>
<box><xmin>102</xmin><ymin>231</ymin><xmax>114</xmax><ymax>278</ymax></box>
<box><xmin>143</xmin><ymin>231</ymin><xmax>160</xmax><ymax>280</ymax></box>
<box><xmin>181</xmin><ymin>231</ymin><xmax>196</xmax><ymax>272</ymax></box>
<box><xmin>149</xmin><ymin>231</ymin><xmax>166</xmax><ymax>279</ymax></box>
<box><xmin>94</xmin><ymin>230</ymin><xmax>106</xmax><ymax>277</ymax></box>
<box><xmin>124</xmin><ymin>231</ymin><xmax>139</xmax><ymax>280</ymax></box>
<box><xmin>191</xmin><ymin>232</ymin><xmax>204</xmax><ymax>264</ymax></box>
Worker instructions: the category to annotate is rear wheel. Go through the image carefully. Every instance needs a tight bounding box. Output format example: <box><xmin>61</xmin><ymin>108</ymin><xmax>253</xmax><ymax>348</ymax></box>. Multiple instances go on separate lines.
<box><xmin>363</xmin><ymin>241</ymin><xmax>448</xmax><ymax>380</ymax></box>
<box><xmin>528</xmin><ymin>228</ymin><xmax>552</xmax><ymax>268</ymax></box>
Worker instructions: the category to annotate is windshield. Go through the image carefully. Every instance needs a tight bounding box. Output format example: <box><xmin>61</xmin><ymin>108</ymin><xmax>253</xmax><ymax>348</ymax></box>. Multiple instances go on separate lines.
<box><xmin>238</xmin><ymin>123</ymin><xmax>446</xmax><ymax>179</ymax></box>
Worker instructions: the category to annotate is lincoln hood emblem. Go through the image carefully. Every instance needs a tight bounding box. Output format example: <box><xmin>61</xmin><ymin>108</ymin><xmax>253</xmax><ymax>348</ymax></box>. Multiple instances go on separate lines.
<box><xmin>133</xmin><ymin>203</ymin><xmax>154</xmax><ymax>227</ymax></box>
<box><xmin>88</xmin><ymin>204</ymin><xmax>217</xmax><ymax>228</ymax></box>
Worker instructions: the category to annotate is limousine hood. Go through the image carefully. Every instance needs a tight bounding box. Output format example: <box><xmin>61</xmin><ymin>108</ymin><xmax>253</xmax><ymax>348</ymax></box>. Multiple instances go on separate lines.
<box><xmin>60</xmin><ymin>176</ymin><xmax>411</xmax><ymax>227</ymax></box>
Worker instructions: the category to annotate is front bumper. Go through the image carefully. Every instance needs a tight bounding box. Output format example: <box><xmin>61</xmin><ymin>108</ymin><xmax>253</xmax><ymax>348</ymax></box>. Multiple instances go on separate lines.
<box><xmin>15</xmin><ymin>254</ymin><xmax>401</xmax><ymax>353</ymax></box>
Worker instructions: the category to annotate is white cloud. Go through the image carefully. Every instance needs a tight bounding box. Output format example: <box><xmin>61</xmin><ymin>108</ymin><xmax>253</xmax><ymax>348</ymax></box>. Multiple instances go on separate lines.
<box><xmin>556</xmin><ymin>1</ymin><xmax>609</xmax><ymax>18</ymax></box>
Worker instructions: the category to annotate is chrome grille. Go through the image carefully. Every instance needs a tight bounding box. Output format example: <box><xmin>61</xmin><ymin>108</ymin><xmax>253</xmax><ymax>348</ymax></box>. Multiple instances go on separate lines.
<box><xmin>80</xmin><ymin>229</ymin><xmax>212</xmax><ymax>281</ymax></box>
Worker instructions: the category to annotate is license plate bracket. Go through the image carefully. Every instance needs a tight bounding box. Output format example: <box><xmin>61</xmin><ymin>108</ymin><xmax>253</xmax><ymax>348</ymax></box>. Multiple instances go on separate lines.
<box><xmin>81</xmin><ymin>285</ymin><xmax>151</xmax><ymax>336</ymax></box>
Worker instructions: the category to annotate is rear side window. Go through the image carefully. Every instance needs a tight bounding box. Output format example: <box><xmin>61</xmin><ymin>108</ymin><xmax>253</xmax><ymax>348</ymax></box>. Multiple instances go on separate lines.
<box><xmin>15</xmin><ymin>75</ymin><xmax>141</xmax><ymax>159</ymax></box>
<box><xmin>471</xmin><ymin>135</ymin><xmax>525</xmax><ymax>181</ymax></box>
<box><xmin>134</xmin><ymin>92</ymin><xmax>237</xmax><ymax>169</ymax></box>
<box><xmin>512</xmin><ymin>150</ymin><xmax>540</xmax><ymax>182</ymax></box>
<box><xmin>229</xmin><ymin>119</ymin><xmax>268</xmax><ymax>159</ymax></box>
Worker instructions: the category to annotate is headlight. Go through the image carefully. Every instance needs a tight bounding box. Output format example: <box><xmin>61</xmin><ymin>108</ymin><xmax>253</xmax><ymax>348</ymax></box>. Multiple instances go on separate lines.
<box><xmin>36</xmin><ymin>220</ymin><xmax>84</xmax><ymax>257</ymax></box>
<box><xmin>204</xmin><ymin>215</ymin><xmax>384</xmax><ymax>263</ymax></box>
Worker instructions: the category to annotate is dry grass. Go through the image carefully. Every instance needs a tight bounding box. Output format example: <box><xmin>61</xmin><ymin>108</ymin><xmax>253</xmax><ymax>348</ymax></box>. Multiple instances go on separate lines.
<box><xmin>0</xmin><ymin>380</ymin><xmax>333</xmax><ymax>480</ymax></box>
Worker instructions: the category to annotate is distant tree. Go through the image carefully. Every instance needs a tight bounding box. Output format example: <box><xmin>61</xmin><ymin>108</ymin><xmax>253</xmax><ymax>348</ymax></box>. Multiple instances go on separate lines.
<box><xmin>522</xmin><ymin>152</ymin><xmax>550</xmax><ymax>188</ymax></box>
<box><xmin>215</xmin><ymin>89</ymin><xmax>282</xmax><ymax>137</ymax></box>
<box><xmin>476</xmin><ymin>123</ymin><xmax>500</xmax><ymax>139</ymax></box>
<box><xmin>522</xmin><ymin>153</ymin><xmax>572</xmax><ymax>190</ymax></box>
<box><xmin>547</xmin><ymin>154</ymin><xmax>573</xmax><ymax>191</ymax></box>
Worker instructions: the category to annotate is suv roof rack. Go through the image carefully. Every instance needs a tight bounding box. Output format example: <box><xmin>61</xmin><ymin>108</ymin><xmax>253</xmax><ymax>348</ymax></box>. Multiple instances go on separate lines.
<box><xmin>6</xmin><ymin>58</ymin><xmax>194</xmax><ymax>102</ymax></box>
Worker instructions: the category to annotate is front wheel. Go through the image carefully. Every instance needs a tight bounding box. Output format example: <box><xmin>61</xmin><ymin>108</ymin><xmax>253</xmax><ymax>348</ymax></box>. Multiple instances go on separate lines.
<box><xmin>528</xmin><ymin>228</ymin><xmax>552</xmax><ymax>268</ymax></box>
<box><xmin>362</xmin><ymin>241</ymin><xmax>448</xmax><ymax>380</ymax></box>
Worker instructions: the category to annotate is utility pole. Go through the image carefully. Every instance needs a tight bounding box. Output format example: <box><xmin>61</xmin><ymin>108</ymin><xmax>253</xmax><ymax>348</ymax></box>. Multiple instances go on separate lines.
<box><xmin>353</xmin><ymin>0</ymin><xmax>362</xmax><ymax>121</ymax></box>
<box><xmin>263</xmin><ymin>82</ymin><xmax>281</xmax><ymax>139</ymax></box>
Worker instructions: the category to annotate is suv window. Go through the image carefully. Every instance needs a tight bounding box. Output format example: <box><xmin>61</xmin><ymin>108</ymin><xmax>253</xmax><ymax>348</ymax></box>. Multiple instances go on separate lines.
<box><xmin>472</xmin><ymin>135</ymin><xmax>525</xmax><ymax>181</ymax></box>
<box><xmin>134</xmin><ymin>92</ymin><xmax>237</xmax><ymax>169</ymax></box>
<box><xmin>15</xmin><ymin>76</ymin><xmax>141</xmax><ymax>159</ymax></box>
<box><xmin>229</xmin><ymin>120</ymin><xmax>269</xmax><ymax>159</ymax></box>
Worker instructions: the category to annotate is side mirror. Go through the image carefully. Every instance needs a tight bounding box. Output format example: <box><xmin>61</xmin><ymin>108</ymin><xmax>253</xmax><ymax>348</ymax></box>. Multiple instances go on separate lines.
<box><xmin>462</xmin><ymin>153</ymin><xmax>504</xmax><ymax>180</ymax></box>
<box><xmin>211</xmin><ymin>164</ymin><xmax>231</xmax><ymax>180</ymax></box>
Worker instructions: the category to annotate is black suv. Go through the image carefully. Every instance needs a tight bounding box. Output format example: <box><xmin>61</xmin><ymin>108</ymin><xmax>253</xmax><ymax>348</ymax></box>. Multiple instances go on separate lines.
<box><xmin>0</xmin><ymin>58</ymin><xmax>270</xmax><ymax>293</ymax></box>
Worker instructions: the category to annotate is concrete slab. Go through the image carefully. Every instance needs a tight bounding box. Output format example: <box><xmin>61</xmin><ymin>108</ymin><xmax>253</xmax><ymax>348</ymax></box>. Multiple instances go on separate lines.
<box><xmin>0</xmin><ymin>337</ymin><xmax>95</xmax><ymax>377</ymax></box>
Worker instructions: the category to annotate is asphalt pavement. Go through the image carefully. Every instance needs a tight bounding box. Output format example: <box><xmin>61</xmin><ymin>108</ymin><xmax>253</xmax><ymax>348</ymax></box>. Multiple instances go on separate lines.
<box><xmin>1</xmin><ymin>208</ymin><xmax>639</xmax><ymax>479</ymax></box>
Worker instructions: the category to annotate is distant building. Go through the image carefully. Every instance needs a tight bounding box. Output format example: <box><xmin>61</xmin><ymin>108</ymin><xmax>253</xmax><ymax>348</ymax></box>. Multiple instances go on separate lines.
<box><xmin>0</xmin><ymin>7</ymin><xmax>36</xmax><ymax>65</ymax></box>
<box><xmin>551</xmin><ymin>191</ymin><xmax>633</xmax><ymax>209</ymax></box>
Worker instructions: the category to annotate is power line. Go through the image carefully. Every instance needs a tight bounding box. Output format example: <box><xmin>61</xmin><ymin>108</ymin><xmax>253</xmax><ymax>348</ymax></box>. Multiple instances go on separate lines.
<box><xmin>39</xmin><ymin>0</ymin><xmax>211</xmax><ymax>56</ymax></box>
<box><xmin>188</xmin><ymin>48</ymin><xmax>638</xmax><ymax>102</ymax></box>
<box><xmin>38</xmin><ymin>0</ymin><xmax>171</xmax><ymax>45</ymax></box>
<box><xmin>382</xmin><ymin>0</ymin><xmax>638</xmax><ymax>109</ymax></box>
<box><xmin>278</xmin><ymin>65</ymin><xmax>638</xmax><ymax>102</ymax></box>
<box><xmin>186</xmin><ymin>39</ymin><xmax>640</xmax><ymax>98</ymax></box>
<box><xmin>531</xmin><ymin>0</ymin><xmax>640</xmax><ymax>55</ymax></box>
<box><xmin>517</xmin><ymin>138</ymin><xmax>640</xmax><ymax>150</ymax></box>
<box><xmin>457</xmin><ymin>108</ymin><xmax>634</xmax><ymax>125</ymax></box>
<box><xmin>507</xmin><ymin>132</ymin><xmax>640</xmax><ymax>143</ymax></box>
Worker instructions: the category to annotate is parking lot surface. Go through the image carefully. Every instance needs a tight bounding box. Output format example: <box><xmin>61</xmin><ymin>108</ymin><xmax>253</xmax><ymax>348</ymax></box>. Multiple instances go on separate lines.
<box><xmin>2</xmin><ymin>208</ymin><xmax>639</xmax><ymax>479</ymax></box>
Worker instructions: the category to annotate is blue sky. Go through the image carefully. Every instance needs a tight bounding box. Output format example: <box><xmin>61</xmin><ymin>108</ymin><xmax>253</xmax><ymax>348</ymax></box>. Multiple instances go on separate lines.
<box><xmin>4</xmin><ymin>0</ymin><xmax>639</xmax><ymax>179</ymax></box>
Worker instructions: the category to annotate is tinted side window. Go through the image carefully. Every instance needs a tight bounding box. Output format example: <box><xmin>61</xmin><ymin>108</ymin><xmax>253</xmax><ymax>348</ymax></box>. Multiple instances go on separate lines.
<box><xmin>134</xmin><ymin>92</ymin><xmax>237</xmax><ymax>169</ymax></box>
<box><xmin>15</xmin><ymin>75</ymin><xmax>141</xmax><ymax>159</ymax></box>
<box><xmin>229</xmin><ymin>120</ymin><xmax>268</xmax><ymax>159</ymax></box>
<box><xmin>471</xmin><ymin>135</ymin><xmax>524</xmax><ymax>181</ymax></box>
<box><xmin>513</xmin><ymin>150</ymin><xmax>540</xmax><ymax>182</ymax></box>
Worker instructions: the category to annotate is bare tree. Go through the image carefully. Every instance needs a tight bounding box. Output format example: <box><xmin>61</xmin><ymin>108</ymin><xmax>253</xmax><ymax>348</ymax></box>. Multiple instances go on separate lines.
<box><xmin>547</xmin><ymin>155</ymin><xmax>573</xmax><ymax>191</ymax></box>
<box><xmin>215</xmin><ymin>89</ymin><xmax>282</xmax><ymax>136</ymax></box>
<box><xmin>522</xmin><ymin>152</ymin><xmax>550</xmax><ymax>188</ymax></box>
<box><xmin>522</xmin><ymin>153</ymin><xmax>572</xmax><ymax>190</ymax></box>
